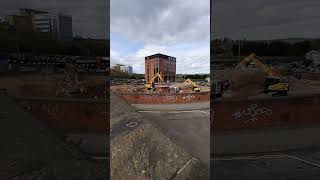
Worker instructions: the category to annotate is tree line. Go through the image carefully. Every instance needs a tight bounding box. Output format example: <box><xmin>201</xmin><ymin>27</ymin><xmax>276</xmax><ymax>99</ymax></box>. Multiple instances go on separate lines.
<box><xmin>0</xmin><ymin>31</ymin><xmax>109</xmax><ymax>56</ymax></box>
<box><xmin>212</xmin><ymin>39</ymin><xmax>320</xmax><ymax>57</ymax></box>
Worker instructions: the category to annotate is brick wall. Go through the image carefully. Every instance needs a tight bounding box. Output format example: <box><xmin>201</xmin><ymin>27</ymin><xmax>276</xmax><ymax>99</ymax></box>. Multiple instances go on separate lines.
<box><xmin>16</xmin><ymin>97</ymin><xmax>109</xmax><ymax>133</ymax></box>
<box><xmin>116</xmin><ymin>92</ymin><xmax>210</xmax><ymax>104</ymax></box>
<box><xmin>145</xmin><ymin>56</ymin><xmax>176</xmax><ymax>82</ymax></box>
<box><xmin>301</xmin><ymin>72</ymin><xmax>320</xmax><ymax>81</ymax></box>
<box><xmin>212</xmin><ymin>95</ymin><xmax>320</xmax><ymax>131</ymax></box>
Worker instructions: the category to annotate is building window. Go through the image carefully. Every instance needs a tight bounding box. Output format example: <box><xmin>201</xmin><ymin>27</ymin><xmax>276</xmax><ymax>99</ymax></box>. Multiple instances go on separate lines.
<box><xmin>154</xmin><ymin>63</ymin><xmax>158</xmax><ymax>74</ymax></box>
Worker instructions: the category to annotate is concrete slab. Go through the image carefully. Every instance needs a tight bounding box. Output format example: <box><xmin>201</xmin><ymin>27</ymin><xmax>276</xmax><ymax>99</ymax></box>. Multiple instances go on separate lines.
<box><xmin>132</xmin><ymin>101</ymin><xmax>209</xmax><ymax>111</ymax></box>
<box><xmin>212</xmin><ymin>148</ymin><xmax>320</xmax><ymax>180</ymax></box>
<box><xmin>142</xmin><ymin>110</ymin><xmax>210</xmax><ymax>165</ymax></box>
<box><xmin>212</xmin><ymin>124</ymin><xmax>320</xmax><ymax>155</ymax></box>
<box><xmin>65</xmin><ymin>133</ymin><xmax>108</xmax><ymax>156</ymax></box>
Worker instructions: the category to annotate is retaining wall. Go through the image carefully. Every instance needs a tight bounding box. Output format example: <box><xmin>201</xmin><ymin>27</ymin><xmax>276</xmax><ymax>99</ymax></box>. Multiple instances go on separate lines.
<box><xmin>15</xmin><ymin>97</ymin><xmax>109</xmax><ymax>133</ymax></box>
<box><xmin>115</xmin><ymin>92</ymin><xmax>210</xmax><ymax>104</ymax></box>
<box><xmin>212</xmin><ymin>94</ymin><xmax>320</xmax><ymax>131</ymax></box>
<box><xmin>301</xmin><ymin>72</ymin><xmax>320</xmax><ymax>81</ymax></box>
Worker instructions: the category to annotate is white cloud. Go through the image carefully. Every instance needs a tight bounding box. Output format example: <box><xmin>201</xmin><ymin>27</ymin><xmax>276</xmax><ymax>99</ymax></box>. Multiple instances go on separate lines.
<box><xmin>111</xmin><ymin>0</ymin><xmax>210</xmax><ymax>74</ymax></box>
<box><xmin>111</xmin><ymin>43</ymin><xmax>209</xmax><ymax>74</ymax></box>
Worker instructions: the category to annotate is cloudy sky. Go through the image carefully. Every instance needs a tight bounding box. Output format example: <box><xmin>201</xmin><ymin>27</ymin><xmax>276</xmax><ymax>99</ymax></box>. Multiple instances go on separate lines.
<box><xmin>212</xmin><ymin>0</ymin><xmax>320</xmax><ymax>40</ymax></box>
<box><xmin>111</xmin><ymin>0</ymin><xmax>210</xmax><ymax>74</ymax></box>
<box><xmin>0</xmin><ymin>0</ymin><xmax>109</xmax><ymax>39</ymax></box>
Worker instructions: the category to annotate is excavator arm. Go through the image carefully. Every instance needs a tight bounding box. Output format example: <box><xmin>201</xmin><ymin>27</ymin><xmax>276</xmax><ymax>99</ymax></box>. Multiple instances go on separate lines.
<box><xmin>184</xmin><ymin>78</ymin><xmax>201</xmax><ymax>92</ymax></box>
<box><xmin>238</xmin><ymin>53</ymin><xmax>278</xmax><ymax>78</ymax></box>
<box><xmin>148</xmin><ymin>73</ymin><xmax>164</xmax><ymax>84</ymax></box>
<box><xmin>236</xmin><ymin>53</ymin><xmax>289</xmax><ymax>96</ymax></box>
<box><xmin>145</xmin><ymin>73</ymin><xmax>164</xmax><ymax>90</ymax></box>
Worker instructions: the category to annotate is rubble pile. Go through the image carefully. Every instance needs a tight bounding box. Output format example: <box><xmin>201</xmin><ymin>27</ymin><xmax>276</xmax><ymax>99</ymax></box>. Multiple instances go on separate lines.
<box><xmin>229</xmin><ymin>69</ymin><xmax>265</xmax><ymax>98</ymax></box>
<box><xmin>111</xmin><ymin>82</ymin><xmax>210</xmax><ymax>94</ymax></box>
<box><xmin>55</xmin><ymin>63</ymin><xmax>108</xmax><ymax>99</ymax></box>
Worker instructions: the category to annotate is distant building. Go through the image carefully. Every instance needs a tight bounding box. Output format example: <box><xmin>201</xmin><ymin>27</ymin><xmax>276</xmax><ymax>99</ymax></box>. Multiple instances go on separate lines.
<box><xmin>19</xmin><ymin>8</ymin><xmax>48</xmax><ymax>16</ymax></box>
<box><xmin>4</xmin><ymin>9</ymin><xmax>47</xmax><ymax>32</ymax></box>
<box><xmin>0</xmin><ymin>21</ymin><xmax>10</xmax><ymax>31</ymax></box>
<box><xmin>145</xmin><ymin>53</ymin><xmax>176</xmax><ymax>83</ymax></box>
<box><xmin>32</xmin><ymin>13</ymin><xmax>73</xmax><ymax>41</ymax></box>
<box><xmin>4</xmin><ymin>15</ymin><xmax>31</xmax><ymax>32</ymax></box>
<box><xmin>127</xmin><ymin>66</ymin><xmax>133</xmax><ymax>75</ymax></box>
<box><xmin>306</xmin><ymin>50</ymin><xmax>320</xmax><ymax>66</ymax></box>
<box><xmin>112</xmin><ymin>64</ymin><xmax>126</xmax><ymax>72</ymax></box>
<box><xmin>205</xmin><ymin>77</ymin><xmax>210</xmax><ymax>83</ymax></box>
<box><xmin>3</xmin><ymin>8</ymin><xmax>72</xmax><ymax>41</ymax></box>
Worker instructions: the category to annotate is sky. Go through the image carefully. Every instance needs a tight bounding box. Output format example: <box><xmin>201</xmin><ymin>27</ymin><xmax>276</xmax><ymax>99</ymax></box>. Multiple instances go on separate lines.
<box><xmin>0</xmin><ymin>0</ymin><xmax>109</xmax><ymax>39</ymax></box>
<box><xmin>110</xmin><ymin>0</ymin><xmax>210</xmax><ymax>74</ymax></box>
<box><xmin>212</xmin><ymin>0</ymin><xmax>320</xmax><ymax>40</ymax></box>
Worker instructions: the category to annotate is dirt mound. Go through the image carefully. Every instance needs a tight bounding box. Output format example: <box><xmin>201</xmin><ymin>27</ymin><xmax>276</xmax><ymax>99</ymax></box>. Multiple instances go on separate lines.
<box><xmin>213</xmin><ymin>69</ymin><xmax>232</xmax><ymax>80</ymax></box>
<box><xmin>21</xmin><ymin>83</ymin><xmax>58</xmax><ymax>97</ymax></box>
<box><xmin>230</xmin><ymin>70</ymin><xmax>265</xmax><ymax>98</ymax></box>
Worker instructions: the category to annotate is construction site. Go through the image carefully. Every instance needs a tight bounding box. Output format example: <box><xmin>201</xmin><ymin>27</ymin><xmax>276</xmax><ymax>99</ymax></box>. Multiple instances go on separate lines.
<box><xmin>211</xmin><ymin>53</ymin><xmax>320</xmax><ymax>179</ymax></box>
<box><xmin>0</xmin><ymin>59</ymin><xmax>109</xmax><ymax>178</ymax></box>
<box><xmin>111</xmin><ymin>77</ymin><xmax>210</xmax><ymax>104</ymax></box>
<box><xmin>211</xmin><ymin>53</ymin><xmax>320</xmax><ymax>130</ymax></box>
<box><xmin>110</xmin><ymin>53</ymin><xmax>211</xmax><ymax>179</ymax></box>
<box><xmin>213</xmin><ymin>53</ymin><xmax>320</xmax><ymax>99</ymax></box>
<box><xmin>111</xmin><ymin>53</ymin><xmax>210</xmax><ymax>104</ymax></box>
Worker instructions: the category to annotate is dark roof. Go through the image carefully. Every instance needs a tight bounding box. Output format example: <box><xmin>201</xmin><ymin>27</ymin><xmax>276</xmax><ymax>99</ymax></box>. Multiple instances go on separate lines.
<box><xmin>19</xmin><ymin>8</ymin><xmax>48</xmax><ymax>14</ymax></box>
<box><xmin>145</xmin><ymin>53</ymin><xmax>176</xmax><ymax>61</ymax></box>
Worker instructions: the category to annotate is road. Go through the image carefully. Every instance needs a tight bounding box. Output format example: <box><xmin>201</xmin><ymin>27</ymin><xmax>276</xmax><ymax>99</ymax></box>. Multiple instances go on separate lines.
<box><xmin>212</xmin><ymin>124</ymin><xmax>320</xmax><ymax>179</ymax></box>
<box><xmin>132</xmin><ymin>101</ymin><xmax>209</xmax><ymax>111</ymax></box>
<box><xmin>139</xmin><ymin>103</ymin><xmax>210</xmax><ymax>165</ymax></box>
<box><xmin>211</xmin><ymin>148</ymin><xmax>320</xmax><ymax>179</ymax></box>
<box><xmin>212</xmin><ymin>124</ymin><xmax>320</xmax><ymax>155</ymax></box>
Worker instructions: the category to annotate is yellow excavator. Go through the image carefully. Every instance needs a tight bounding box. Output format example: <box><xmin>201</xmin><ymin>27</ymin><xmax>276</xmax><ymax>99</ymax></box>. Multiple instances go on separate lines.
<box><xmin>145</xmin><ymin>73</ymin><xmax>164</xmax><ymax>90</ymax></box>
<box><xmin>236</xmin><ymin>53</ymin><xmax>289</xmax><ymax>96</ymax></box>
<box><xmin>184</xmin><ymin>78</ymin><xmax>201</xmax><ymax>92</ymax></box>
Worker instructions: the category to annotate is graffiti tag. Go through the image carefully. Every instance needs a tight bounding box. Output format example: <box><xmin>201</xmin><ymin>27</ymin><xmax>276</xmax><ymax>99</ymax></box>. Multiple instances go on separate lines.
<box><xmin>40</xmin><ymin>103</ymin><xmax>65</xmax><ymax>118</ymax></box>
<box><xmin>183</xmin><ymin>94</ymin><xmax>195</xmax><ymax>101</ymax></box>
<box><xmin>126</xmin><ymin>121</ymin><xmax>138</xmax><ymax>128</ymax></box>
<box><xmin>165</xmin><ymin>94</ymin><xmax>177</xmax><ymax>102</ymax></box>
<box><xmin>232</xmin><ymin>104</ymin><xmax>272</xmax><ymax>123</ymax></box>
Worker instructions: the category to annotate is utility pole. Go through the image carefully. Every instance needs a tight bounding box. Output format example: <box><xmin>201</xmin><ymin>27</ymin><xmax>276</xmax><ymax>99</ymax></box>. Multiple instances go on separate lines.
<box><xmin>238</xmin><ymin>40</ymin><xmax>241</xmax><ymax>64</ymax></box>
<box><xmin>46</xmin><ymin>57</ymin><xmax>48</xmax><ymax>78</ymax></box>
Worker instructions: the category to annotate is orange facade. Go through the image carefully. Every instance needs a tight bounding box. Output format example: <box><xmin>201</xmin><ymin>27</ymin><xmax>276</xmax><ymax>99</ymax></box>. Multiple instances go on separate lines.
<box><xmin>145</xmin><ymin>53</ymin><xmax>176</xmax><ymax>83</ymax></box>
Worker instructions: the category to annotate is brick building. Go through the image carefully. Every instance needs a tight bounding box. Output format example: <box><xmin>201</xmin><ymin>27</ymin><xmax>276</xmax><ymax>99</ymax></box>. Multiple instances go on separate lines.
<box><xmin>145</xmin><ymin>53</ymin><xmax>176</xmax><ymax>83</ymax></box>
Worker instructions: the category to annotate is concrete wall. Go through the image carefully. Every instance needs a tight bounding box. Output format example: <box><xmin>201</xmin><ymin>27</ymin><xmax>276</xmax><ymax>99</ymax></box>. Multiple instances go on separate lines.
<box><xmin>212</xmin><ymin>95</ymin><xmax>320</xmax><ymax>131</ymax></box>
<box><xmin>16</xmin><ymin>97</ymin><xmax>109</xmax><ymax>133</ymax></box>
<box><xmin>301</xmin><ymin>72</ymin><xmax>320</xmax><ymax>81</ymax></box>
<box><xmin>116</xmin><ymin>92</ymin><xmax>210</xmax><ymax>104</ymax></box>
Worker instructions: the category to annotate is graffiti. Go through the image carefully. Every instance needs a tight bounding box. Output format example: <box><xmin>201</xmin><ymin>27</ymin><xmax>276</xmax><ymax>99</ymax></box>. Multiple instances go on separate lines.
<box><xmin>40</xmin><ymin>103</ymin><xmax>64</xmax><ymax>118</ymax></box>
<box><xmin>183</xmin><ymin>94</ymin><xmax>195</xmax><ymax>101</ymax></box>
<box><xmin>232</xmin><ymin>104</ymin><xmax>272</xmax><ymax>123</ymax></box>
<box><xmin>140</xmin><ymin>94</ymin><xmax>159</xmax><ymax>102</ymax></box>
<box><xmin>164</xmin><ymin>94</ymin><xmax>177</xmax><ymax>102</ymax></box>
<box><xmin>118</xmin><ymin>92</ymin><xmax>209</xmax><ymax>104</ymax></box>
<box><xmin>126</xmin><ymin>121</ymin><xmax>138</xmax><ymax>128</ymax></box>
